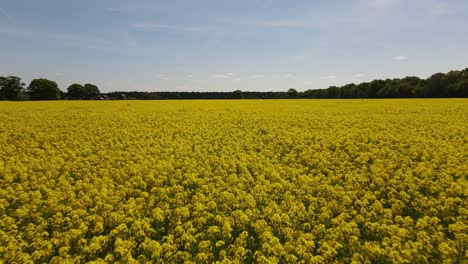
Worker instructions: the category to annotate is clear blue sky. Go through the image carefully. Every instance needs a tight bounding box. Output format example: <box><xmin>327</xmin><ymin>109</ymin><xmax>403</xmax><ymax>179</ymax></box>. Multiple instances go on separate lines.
<box><xmin>1</xmin><ymin>0</ymin><xmax>467</xmax><ymax>92</ymax></box>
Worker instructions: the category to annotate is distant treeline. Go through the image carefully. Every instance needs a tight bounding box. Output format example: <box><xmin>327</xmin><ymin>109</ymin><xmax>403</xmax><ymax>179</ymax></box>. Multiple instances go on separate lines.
<box><xmin>105</xmin><ymin>91</ymin><xmax>290</xmax><ymax>100</ymax></box>
<box><xmin>108</xmin><ymin>68</ymin><xmax>468</xmax><ymax>100</ymax></box>
<box><xmin>301</xmin><ymin>68</ymin><xmax>468</xmax><ymax>99</ymax></box>
<box><xmin>1</xmin><ymin>68</ymin><xmax>467</xmax><ymax>101</ymax></box>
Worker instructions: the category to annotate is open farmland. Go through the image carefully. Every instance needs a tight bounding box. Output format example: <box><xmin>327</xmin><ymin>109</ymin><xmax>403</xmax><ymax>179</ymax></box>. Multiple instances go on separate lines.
<box><xmin>0</xmin><ymin>99</ymin><xmax>467</xmax><ymax>263</ymax></box>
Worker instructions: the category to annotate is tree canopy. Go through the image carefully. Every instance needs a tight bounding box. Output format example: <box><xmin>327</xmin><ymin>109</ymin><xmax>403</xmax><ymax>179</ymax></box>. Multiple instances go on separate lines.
<box><xmin>28</xmin><ymin>78</ymin><xmax>62</xmax><ymax>100</ymax></box>
<box><xmin>83</xmin><ymin>84</ymin><xmax>100</xmax><ymax>99</ymax></box>
<box><xmin>67</xmin><ymin>83</ymin><xmax>100</xmax><ymax>99</ymax></box>
<box><xmin>301</xmin><ymin>69</ymin><xmax>468</xmax><ymax>99</ymax></box>
<box><xmin>67</xmin><ymin>84</ymin><xmax>86</xmax><ymax>99</ymax></box>
<box><xmin>0</xmin><ymin>76</ymin><xmax>26</xmax><ymax>100</ymax></box>
<box><xmin>108</xmin><ymin>68</ymin><xmax>468</xmax><ymax>100</ymax></box>
<box><xmin>287</xmin><ymin>88</ymin><xmax>298</xmax><ymax>98</ymax></box>
<box><xmin>1</xmin><ymin>68</ymin><xmax>467</xmax><ymax>101</ymax></box>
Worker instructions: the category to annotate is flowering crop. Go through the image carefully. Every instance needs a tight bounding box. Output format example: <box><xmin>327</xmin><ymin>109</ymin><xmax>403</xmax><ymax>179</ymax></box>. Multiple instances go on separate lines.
<box><xmin>0</xmin><ymin>99</ymin><xmax>466</xmax><ymax>263</ymax></box>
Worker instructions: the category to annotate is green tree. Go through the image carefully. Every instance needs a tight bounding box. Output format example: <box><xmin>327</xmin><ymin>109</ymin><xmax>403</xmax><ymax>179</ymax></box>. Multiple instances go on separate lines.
<box><xmin>67</xmin><ymin>84</ymin><xmax>85</xmax><ymax>99</ymax></box>
<box><xmin>28</xmin><ymin>78</ymin><xmax>62</xmax><ymax>100</ymax></box>
<box><xmin>456</xmin><ymin>79</ymin><xmax>468</xmax><ymax>97</ymax></box>
<box><xmin>287</xmin><ymin>88</ymin><xmax>298</xmax><ymax>98</ymax></box>
<box><xmin>341</xmin><ymin>83</ymin><xmax>357</xmax><ymax>98</ymax></box>
<box><xmin>355</xmin><ymin>82</ymin><xmax>369</xmax><ymax>98</ymax></box>
<box><xmin>399</xmin><ymin>76</ymin><xmax>423</xmax><ymax>97</ymax></box>
<box><xmin>324</xmin><ymin>86</ymin><xmax>339</xmax><ymax>98</ymax></box>
<box><xmin>0</xmin><ymin>76</ymin><xmax>25</xmax><ymax>100</ymax></box>
<box><xmin>377</xmin><ymin>80</ymin><xmax>400</xmax><ymax>98</ymax></box>
<box><xmin>232</xmin><ymin>90</ymin><xmax>243</xmax><ymax>99</ymax></box>
<box><xmin>83</xmin><ymin>84</ymin><xmax>100</xmax><ymax>99</ymax></box>
<box><xmin>367</xmin><ymin>80</ymin><xmax>386</xmax><ymax>98</ymax></box>
<box><xmin>424</xmin><ymin>73</ymin><xmax>445</xmax><ymax>98</ymax></box>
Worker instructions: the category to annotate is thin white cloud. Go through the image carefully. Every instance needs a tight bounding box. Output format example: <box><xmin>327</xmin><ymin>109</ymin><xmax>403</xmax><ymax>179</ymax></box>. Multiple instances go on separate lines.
<box><xmin>211</xmin><ymin>73</ymin><xmax>238</xmax><ymax>80</ymax></box>
<box><xmin>353</xmin><ymin>73</ymin><xmax>365</xmax><ymax>78</ymax></box>
<box><xmin>0</xmin><ymin>26</ymin><xmax>114</xmax><ymax>50</ymax></box>
<box><xmin>284</xmin><ymin>73</ymin><xmax>295</xmax><ymax>79</ymax></box>
<box><xmin>187</xmin><ymin>74</ymin><xmax>194</xmax><ymax>78</ymax></box>
<box><xmin>243</xmin><ymin>6</ymin><xmax>363</xmax><ymax>31</ymax></box>
<box><xmin>0</xmin><ymin>7</ymin><xmax>11</xmax><ymax>21</ymax></box>
<box><xmin>245</xmin><ymin>0</ymin><xmax>452</xmax><ymax>35</ymax></box>
<box><xmin>134</xmin><ymin>23</ymin><xmax>200</xmax><ymax>32</ymax></box>
<box><xmin>133</xmin><ymin>23</ymin><xmax>219</xmax><ymax>33</ymax></box>
<box><xmin>255</xmin><ymin>19</ymin><xmax>313</xmax><ymax>29</ymax></box>
<box><xmin>393</xmin><ymin>55</ymin><xmax>408</xmax><ymax>61</ymax></box>
<box><xmin>244</xmin><ymin>16</ymin><xmax>328</xmax><ymax>30</ymax></box>
<box><xmin>320</xmin><ymin>75</ymin><xmax>337</xmax><ymax>80</ymax></box>
<box><xmin>368</xmin><ymin>0</ymin><xmax>401</xmax><ymax>9</ymax></box>
<box><xmin>106</xmin><ymin>7</ymin><xmax>121</xmax><ymax>12</ymax></box>
<box><xmin>121</xmin><ymin>32</ymin><xmax>137</xmax><ymax>48</ymax></box>
<box><xmin>425</xmin><ymin>0</ymin><xmax>451</xmax><ymax>16</ymax></box>
<box><xmin>250</xmin><ymin>74</ymin><xmax>265</xmax><ymax>79</ymax></box>
<box><xmin>157</xmin><ymin>74</ymin><xmax>170</xmax><ymax>81</ymax></box>
<box><xmin>211</xmin><ymin>74</ymin><xmax>230</xmax><ymax>79</ymax></box>
<box><xmin>291</xmin><ymin>55</ymin><xmax>307</xmax><ymax>62</ymax></box>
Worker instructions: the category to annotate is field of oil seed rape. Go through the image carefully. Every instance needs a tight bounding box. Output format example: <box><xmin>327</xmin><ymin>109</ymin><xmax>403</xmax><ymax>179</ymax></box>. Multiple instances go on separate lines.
<box><xmin>0</xmin><ymin>99</ymin><xmax>467</xmax><ymax>263</ymax></box>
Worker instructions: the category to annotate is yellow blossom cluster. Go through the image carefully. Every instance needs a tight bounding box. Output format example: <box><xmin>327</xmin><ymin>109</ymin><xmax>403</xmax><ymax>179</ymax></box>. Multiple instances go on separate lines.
<box><xmin>0</xmin><ymin>99</ymin><xmax>466</xmax><ymax>263</ymax></box>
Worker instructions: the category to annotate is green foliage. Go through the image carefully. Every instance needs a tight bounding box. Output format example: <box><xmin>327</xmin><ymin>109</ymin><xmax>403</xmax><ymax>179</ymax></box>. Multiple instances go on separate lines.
<box><xmin>3</xmin><ymin>67</ymin><xmax>467</xmax><ymax>101</ymax></box>
<box><xmin>303</xmin><ymin>68</ymin><xmax>468</xmax><ymax>99</ymax></box>
<box><xmin>287</xmin><ymin>88</ymin><xmax>298</xmax><ymax>98</ymax></box>
<box><xmin>232</xmin><ymin>90</ymin><xmax>243</xmax><ymax>99</ymax></box>
<box><xmin>67</xmin><ymin>83</ymin><xmax>100</xmax><ymax>99</ymax></box>
<box><xmin>67</xmin><ymin>84</ymin><xmax>86</xmax><ymax>99</ymax></box>
<box><xmin>0</xmin><ymin>76</ymin><xmax>25</xmax><ymax>100</ymax></box>
<box><xmin>83</xmin><ymin>84</ymin><xmax>100</xmax><ymax>99</ymax></box>
<box><xmin>28</xmin><ymin>78</ymin><xmax>62</xmax><ymax>100</ymax></box>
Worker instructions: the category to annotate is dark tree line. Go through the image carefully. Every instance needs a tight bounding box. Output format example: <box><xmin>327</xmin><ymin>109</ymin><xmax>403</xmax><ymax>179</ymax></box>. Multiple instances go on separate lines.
<box><xmin>0</xmin><ymin>77</ymin><xmax>100</xmax><ymax>101</ymax></box>
<box><xmin>107</xmin><ymin>68</ymin><xmax>468</xmax><ymax>100</ymax></box>
<box><xmin>1</xmin><ymin>68</ymin><xmax>467</xmax><ymax>101</ymax></box>
<box><xmin>302</xmin><ymin>69</ymin><xmax>468</xmax><ymax>99</ymax></box>
<box><xmin>105</xmin><ymin>91</ymin><xmax>291</xmax><ymax>100</ymax></box>
<box><xmin>0</xmin><ymin>76</ymin><xmax>29</xmax><ymax>101</ymax></box>
<box><xmin>67</xmin><ymin>83</ymin><xmax>100</xmax><ymax>99</ymax></box>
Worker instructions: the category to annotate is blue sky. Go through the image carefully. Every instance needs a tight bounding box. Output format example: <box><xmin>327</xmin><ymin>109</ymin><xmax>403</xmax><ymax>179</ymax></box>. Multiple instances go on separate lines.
<box><xmin>1</xmin><ymin>0</ymin><xmax>467</xmax><ymax>92</ymax></box>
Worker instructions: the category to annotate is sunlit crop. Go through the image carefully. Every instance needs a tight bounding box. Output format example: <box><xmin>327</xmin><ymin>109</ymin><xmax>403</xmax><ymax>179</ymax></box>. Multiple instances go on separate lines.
<box><xmin>0</xmin><ymin>99</ymin><xmax>466</xmax><ymax>263</ymax></box>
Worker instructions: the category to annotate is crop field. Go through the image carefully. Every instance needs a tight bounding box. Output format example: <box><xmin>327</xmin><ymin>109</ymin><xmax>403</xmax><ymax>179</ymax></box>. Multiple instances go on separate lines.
<box><xmin>0</xmin><ymin>99</ymin><xmax>467</xmax><ymax>263</ymax></box>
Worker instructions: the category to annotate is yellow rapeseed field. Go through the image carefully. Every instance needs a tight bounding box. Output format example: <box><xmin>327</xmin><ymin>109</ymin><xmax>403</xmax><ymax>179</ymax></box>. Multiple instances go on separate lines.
<box><xmin>0</xmin><ymin>99</ymin><xmax>467</xmax><ymax>263</ymax></box>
